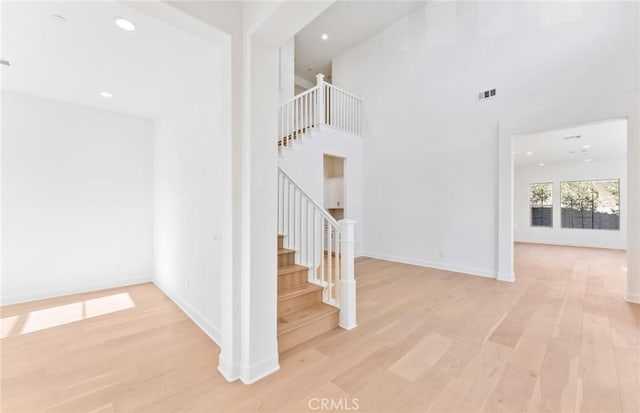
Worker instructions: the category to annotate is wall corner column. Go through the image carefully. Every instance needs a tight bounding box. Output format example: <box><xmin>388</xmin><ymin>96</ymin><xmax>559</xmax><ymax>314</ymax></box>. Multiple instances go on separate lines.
<box><xmin>497</xmin><ymin>122</ymin><xmax>515</xmax><ymax>282</ymax></box>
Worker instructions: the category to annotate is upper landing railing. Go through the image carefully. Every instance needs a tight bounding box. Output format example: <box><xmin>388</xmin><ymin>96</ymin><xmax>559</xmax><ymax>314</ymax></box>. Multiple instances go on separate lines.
<box><xmin>278</xmin><ymin>74</ymin><xmax>363</xmax><ymax>149</ymax></box>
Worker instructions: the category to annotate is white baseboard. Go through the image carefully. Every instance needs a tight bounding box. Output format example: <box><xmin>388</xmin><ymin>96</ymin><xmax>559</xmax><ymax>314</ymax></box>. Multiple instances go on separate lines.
<box><xmin>0</xmin><ymin>276</ymin><xmax>153</xmax><ymax>306</ymax></box>
<box><xmin>240</xmin><ymin>355</ymin><xmax>280</xmax><ymax>385</ymax></box>
<box><xmin>218</xmin><ymin>354</ymin><xmax>240</xmax><ymax>382</ymax></box>
<box><xmin>152</xmin><ymin>282</ymin><xmax>279</xmax><ymax>385</ymax></box>
<box><xmin>497</xmin><ymin>272</ymin><xmax>516</xmax><ymax>283</ymax></box>
<box><xmin>625</xmin><ymin>292</ymin><xmax>640</xmax><ymax>304</ymax></box>
<box><xmin>361</xmin><ymin>252</ymin><xmax>497</xmax><ymax>279</ymax></box>
<box><xmin>218</xmin><ymin>343</ymin><xmax>279</xmax><ymax>385</ymax></box>
<box><xmin>152</xmin><ymin>280</ymin><xmax>221</xmax><ymax>346</ymax></box>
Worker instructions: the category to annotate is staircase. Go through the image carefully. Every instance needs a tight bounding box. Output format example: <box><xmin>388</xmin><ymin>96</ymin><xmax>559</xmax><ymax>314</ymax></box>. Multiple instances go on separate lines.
<box><xmin>277</xmin><ymin>235</ymin><xmax>339</xmax><ymax>353</ymax></box>
<box><xmin>275</xmin><ymin>74</ymin><xmax>361</xmax><ymax>353</ymax></box>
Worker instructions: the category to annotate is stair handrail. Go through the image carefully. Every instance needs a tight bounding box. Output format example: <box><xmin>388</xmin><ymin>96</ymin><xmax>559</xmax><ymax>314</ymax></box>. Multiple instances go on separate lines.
<box><xmin>278</xmin><ymin>167</ymin><xmax>341</xmax><ymax>231</ymax></box>
<box><xmin>324</xmin><ymin>82</ymin><xmax>362</xmax><ymax>102</ymax></box>
<box><xmin>279</xmin><ymin>84</ymin><xmax>319</xmax><ymax>107</ymax></box>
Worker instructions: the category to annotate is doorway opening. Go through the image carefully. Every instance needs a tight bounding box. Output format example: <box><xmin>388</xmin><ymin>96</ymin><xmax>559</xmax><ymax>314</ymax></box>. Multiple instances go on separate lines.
<box><xmin>323</xmin><ymin>154</ymin><xmax>345</xmax><ymax>221</ymax></box>
<box><xmin>512</xmin><ymin>118</ymin><xmax>628</xmax><ymax>285</ymax></box>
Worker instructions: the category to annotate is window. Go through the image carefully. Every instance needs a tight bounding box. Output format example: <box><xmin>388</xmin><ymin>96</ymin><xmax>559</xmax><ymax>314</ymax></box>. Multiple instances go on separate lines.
<box><xmin>530</xmin><ymin>183</ymin><xmax>553</xmax><ymax>227</ymax></box>
<box><xmin>560</xmin><ymin>179</ymin><xmax>620</xmax><ymax>230</ymax></box>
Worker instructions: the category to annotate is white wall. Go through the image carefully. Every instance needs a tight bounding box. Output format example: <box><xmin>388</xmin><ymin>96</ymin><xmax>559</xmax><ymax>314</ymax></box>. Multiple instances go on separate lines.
<box><xmin>152</xmin><ymin>44</ymin><xmax>224</xmax><ymax>343</ymax></box>
<box><xmin>279</xmin><ymin>36</ymin><xmax>295</xmax><ymax>103</ymax></box>
<box><xmin>515</xmin><ymin>159</ymin><xmax>627</xmax><ymax>249</ymax></box>
<box><xmin>333</xmin><ymin>1</ymin><xmax>639</xmax><ymax>278</ymax></box>
<box><xmin>1</xmin><ymin>90</ymin><xmax>153</xmax><ymax>304</ymax></box>
<box><xmin>278</xmin><ymin>126</ymin><xmax>365</xmax><ymax>255</ymax></box>
<box><xmin>159</xmin><ymin>1</ymin><xmax>245</xmax><ymax>376</ymax></box>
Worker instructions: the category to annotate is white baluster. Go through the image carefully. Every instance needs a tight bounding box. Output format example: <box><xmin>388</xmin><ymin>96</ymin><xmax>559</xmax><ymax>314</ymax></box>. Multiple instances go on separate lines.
<box><xmin>343</xmin><ymin>92</ymin><xmax>346</xmax><ymax>131</ymax></box>
<box><xmin>288</xmin><ymin>101</ymin><xmax>292</xmax><ymax>145</ymax></box>
<box><xmin>336</xmin><ymin>90</ymin><xmax>339</xmax><ymax>129</ymax></box>
<box><xmin>350</xmin><ymin>96</ymin><xmax>354</xmax><ymax>133</ymax></box>
<box><xmin>344</xmin><ymin>92</ymin><xmax>348</xmax><ymax>132</ymax></box>
<box><xmin>308</xmin><ymin>91</ymin><xmax>312</xmax><ymax>130</ymax></box>
<box><xmin>349</xmin><ymin>95</ymin><xmax>352</xmax><ymax>133</ymax></box>
<box><xmin>278</xmin><ymin>173</ymin><xmax>282</xmax><ymax>234</ymax></box>
<box><xmin>330</xmin><ymin>86</ymin><xmax>334</xmax><ymax>127</ymax></box>
<box><xmin>307</xmin><ymin>200</ymin><xmax>312</xmax><ymax>265</ymax></box>
<box><xmin>320</xmin><ymin>218</ymin><xmax>325</xmax><ymax>286</ymax></box>
<box><xmin>360</xmin><ymin>99</ymin><xmax>363</xmax><ymax>135</ymax></box>
<box><xmin>288</xmin><ymin>182</ymin><xmax>293</xmax><ymax>240</ymax></box>
<box><xmin>335</xmin><ymin>229</ymin><xmax>340</xmax><ymax>303</ymax></box>
<box><xmin>328</xmin><ymin>225</ymin><xmax>332</xmax><ymax>300</ymax></box>
<box><xmin>311</xmin><ymin>89</ymin><xmax>315</xmax><ymax>129</ymax></box>
<box><xmin>341</xmin><ymin>90</ymin><xmax>344</xmax><ymax>130</ymax></box>
<box><xmin>298</xmin><ymin>192</ymin><xmax>302</xmax><ymax>253</ymax></box>
<box><xmin>337</xmin><ymin>89</ymin><xmax>339</xmax><ymax>128</ymax></box>
<box><xmin>359</xmin><ymin>99</ymin><xmax>362</xmax><ymax>134</ymax></box>
<box><xmin>346</xmin><ymin>94</ymin><xmax>349</xmax><ymax>132</ymax></box>
<box><xmin>312</xmin><ymin>209</ymin><xmax>317</xmax><ymax>283</ymax></box>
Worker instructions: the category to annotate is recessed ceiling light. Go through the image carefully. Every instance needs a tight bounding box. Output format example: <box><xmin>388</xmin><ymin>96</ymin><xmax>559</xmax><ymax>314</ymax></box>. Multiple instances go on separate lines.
<box><xmin>538</xmin><ymin>163</ymin><xmax>545</xmax><ymax>167</ymax></box>
<box><xmin>321</xmin><ymin>33</ymin><xmax>328</xmax><ymax>40</ymax></box>
<box><xmin>583</xmin><ymin>144</ymin><xmax>592</xmax><ymax>148</ymax></box>
<box><xmin>115</xmin><ymin>17</ymin><xmax>136</xmax><ymax>32</ymax></box>
<box><xmin>52</xmin><ymin>14</ymin><xmax>67</xmax><ymax>22</ymax></box>
<box><xmin>568</xmin><ymin>150</ymin><xmax>576</xmax><ymax>154</ymax></box>
<box><xmin>100</xmin><ymin>91</ymin><xmax>113</xmax><ymax>98</ymax></box>
<box><xmin>525</xmin><ymin>151</ymin><xmax>533</xmax><ymax>155</ymax></box>
<box><xmin>0</xmin><ymin>59</ymin><xmax>10</xmax><ymax>67</ymax></box>
<box><xmin>584</xmin><ymin>159</ymin><xmax>591</xmax><ymax>162</ymax></box>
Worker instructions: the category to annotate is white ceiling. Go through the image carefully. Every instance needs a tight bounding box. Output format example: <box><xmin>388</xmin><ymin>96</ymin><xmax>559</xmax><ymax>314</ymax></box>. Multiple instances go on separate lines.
<box><xmin>1</xmin><ymin>1</ymin><xmax>219</xmax><ymax>119</ymax></box>
<box><xmin>294</xmin><ymin>1</ymin><xmax>426</xmax><ymax>84</ymax></box>
<box><xmin>513</xmin><ymin>119</ymin><xmax>627</xmax><ymax>167</ymax></box>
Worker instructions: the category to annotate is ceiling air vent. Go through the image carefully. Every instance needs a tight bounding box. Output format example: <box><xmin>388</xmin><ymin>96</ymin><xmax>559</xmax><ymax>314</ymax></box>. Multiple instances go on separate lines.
<box><xmin>478</xmin><ymin>88</ymin><xmax>496</xmax><ymax>101</ymax></box>
<box><xmin>564</xmin><ymin>134</ymin><xmax>581</xmax><ymax>140</ymax></box>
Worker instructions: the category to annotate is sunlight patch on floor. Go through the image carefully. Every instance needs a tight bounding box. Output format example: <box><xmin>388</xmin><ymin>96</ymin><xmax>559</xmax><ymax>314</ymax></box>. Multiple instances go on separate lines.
<box><xmin>21</xmin><ymin>302</ymin><xmax>83</xmax><ymax>334</ymax></box>
<box><xmin>1</xmin><ymin>293</ymin><xmax>135</xmax><ymax>337</ymax></box>
<box><xmin>84</xmin><ymin>292</ymin><xmax>135</xmax><ymax>318</ymax></box>
<box><xmin>1</xmin><ymin>315</ymin><xmax>20</xmax><ymax>339</ymax></box>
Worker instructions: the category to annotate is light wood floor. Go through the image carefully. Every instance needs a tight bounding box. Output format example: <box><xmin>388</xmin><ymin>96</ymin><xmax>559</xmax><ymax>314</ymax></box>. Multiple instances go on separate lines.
<box><xmin>1</xmin><ymin>243</ymin><xmax>638</xmax><ymax>412</ymax></box>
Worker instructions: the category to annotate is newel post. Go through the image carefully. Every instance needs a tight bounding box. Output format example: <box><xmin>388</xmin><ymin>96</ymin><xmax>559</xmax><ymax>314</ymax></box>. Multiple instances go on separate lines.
<box><xmin>339</xmin><ymin>219</ymin><xmax>357</xmax><ymax>330</ymax></box>
<box><xmin>316</xmin><ymin>73</ymin><xmax>325</xmax><ymax>125</ymax></box>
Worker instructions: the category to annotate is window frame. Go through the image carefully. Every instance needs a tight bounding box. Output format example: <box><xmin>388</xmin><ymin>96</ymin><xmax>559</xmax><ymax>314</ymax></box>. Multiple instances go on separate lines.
<box><xmin>559</xmin><ymin>178</ymin><xmax>621</xmax><ymax>231</ymax></box>
<box><xmin>529</xmin><ymin>182</ymin><xmax>554</xmax><ymax>228</ymax></box>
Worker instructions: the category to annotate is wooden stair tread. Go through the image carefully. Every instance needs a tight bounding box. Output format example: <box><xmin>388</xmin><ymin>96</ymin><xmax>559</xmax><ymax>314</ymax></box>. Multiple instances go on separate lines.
<box><xmin>278</xmin><ymin>283</ymin><xmax>323</xmax><ymax>302</ymax></box>
<box><xmin>278</xmin><ymin>264</ymin><xmax>308</xmax><ymax>275</ymax></box>
<box><xmin>275</xmin><ymin>234</ymin><xmax>340</xmax><ymax>353</ymax></box>
<box><xmin>278</xmin><ymin>303</ymin><xmax>339</xmax><ymax>336</ymax></box>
